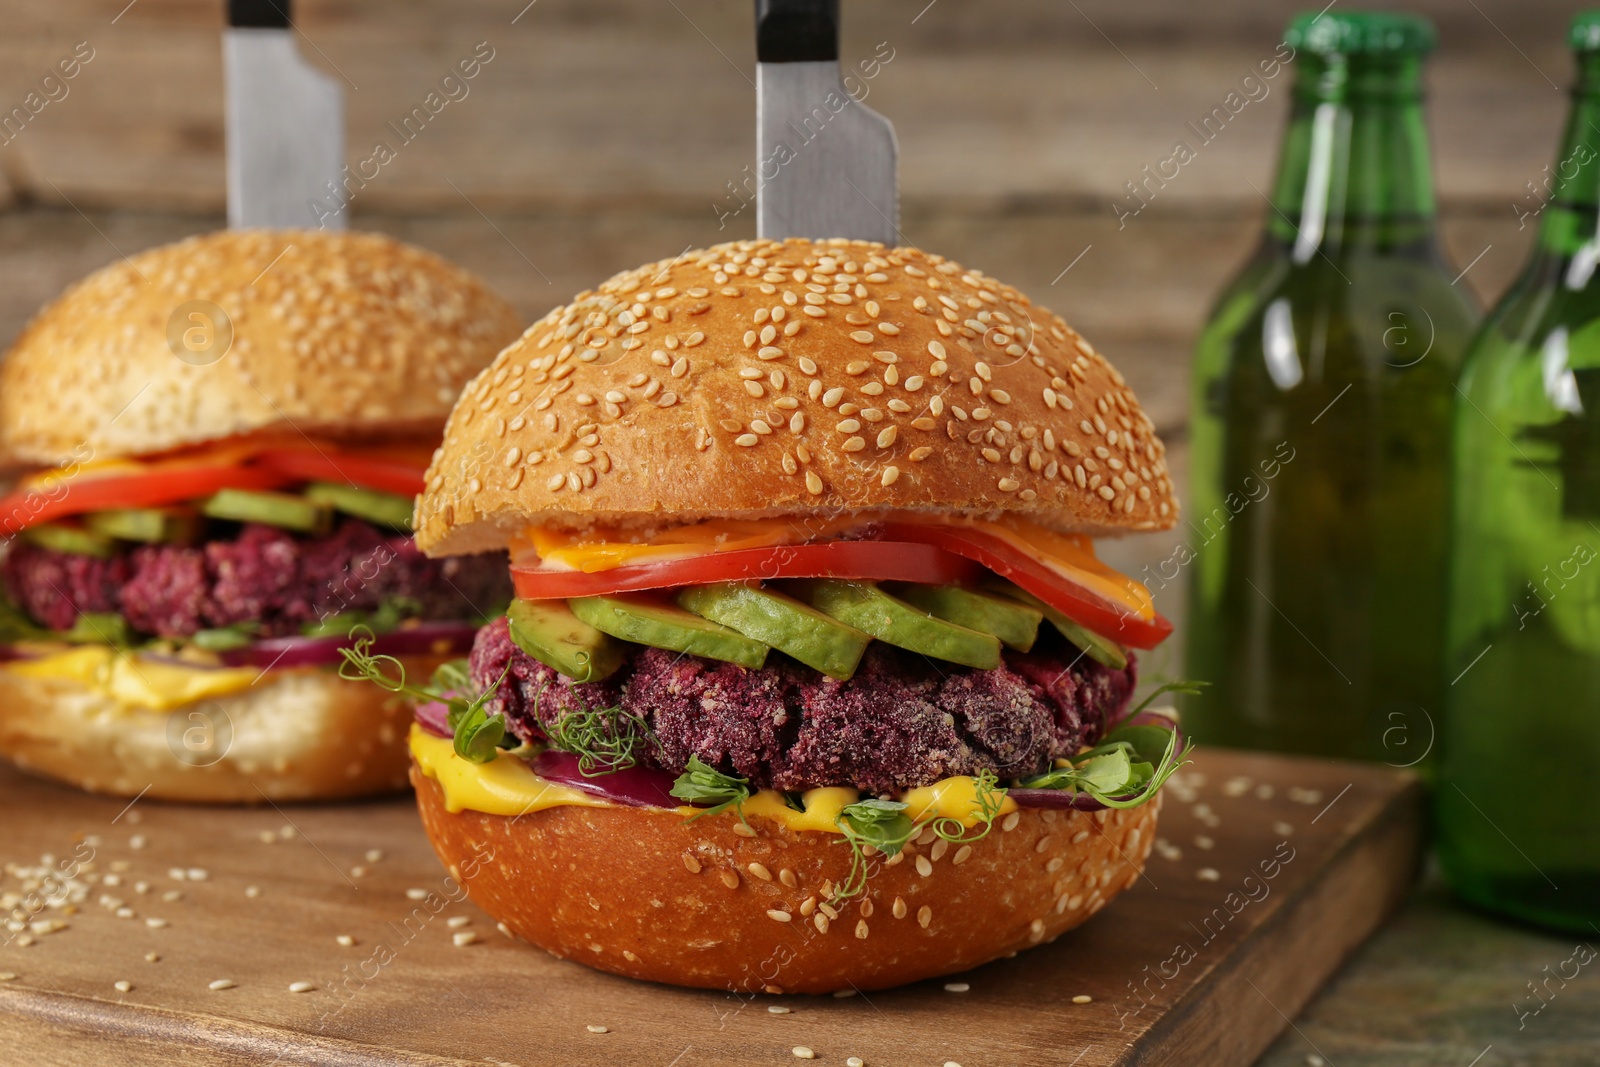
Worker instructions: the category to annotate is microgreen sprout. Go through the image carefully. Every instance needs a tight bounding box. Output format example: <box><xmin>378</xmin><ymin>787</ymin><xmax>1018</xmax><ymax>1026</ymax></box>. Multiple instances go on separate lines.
<box><xmin>337</xmin><ymin>626</ymin><xmax>510</xmax><ymax>764</ymax></box>
<box><xmin>670</xmin><ymin>757</ymin><xmax>752</xmax><ymax>824</ymax></box>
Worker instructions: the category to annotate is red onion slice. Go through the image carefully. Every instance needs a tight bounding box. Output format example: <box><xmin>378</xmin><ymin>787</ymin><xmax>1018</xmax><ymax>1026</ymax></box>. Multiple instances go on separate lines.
<box><xmin>531</xmin><ymin>749</ymin><xmax>681</xmax><ymax>809</ymax></box>
<box><xmin>218</xmin><ymin>621</ymin><xmax>479</xmax><ymax>668</ymax></box>
<box><xmin>414</xmin><ymin>700</ymin><xmax>453</xmax><ymax>739</ymax></box>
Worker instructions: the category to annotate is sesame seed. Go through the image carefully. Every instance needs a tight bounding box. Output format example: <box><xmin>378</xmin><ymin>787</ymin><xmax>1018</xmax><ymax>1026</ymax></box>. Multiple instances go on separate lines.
<box><xmin>0</xmin><ymin>974</ymin><xmax>16</xmax><ymax>982</ymax></box>
<box><xmin>114</xmin><ymin>981</ymin><xmax>132</xmax><ymax>993</ymax></box>
<box><xmin>144</xmin><ymin>952</ymin><xmax>160</xmax><ymax>962</ymax></box>
<box><xmin>850</xmin><ymin>331</ymin><xmax>874</xmax><ymax>344</ymax></box>
<box><xmin>768</xmin><ymin>1005</ymin><xmax>792</xmax><ymax>1014</ymax></box>
<box><xmin>453</xmin><ymin>931</ymin><xmax>479</xmax><ymax>947</ymax></box>
<box><xmin>877</xmin><ymin>322</ymin><xmax>900</xmax><ymax>335</ymax></box>
<box><xmin>944</xmin><ymin>982</ymin><xmax>970</xmax><ymax>993</ymax></box>
<box><xmin>847</xmin><ymin>1058</ymin><xmax>865</xmax><ymax>1067</ymax></box>
<box><xmin>736</xmin><ymin>434</ymin><xmax>760</xmax><ymax>447</ymax></box>
<box><xmin>915</xmin><ymin>855</ymin><xmax>933</xmax><ymax>877</ymax></box>
<box><xmin>209</xmin><ymin>979</ymin><xmax>236</xmax><ymax>991</ymax></box>
<box><xmin>1198</xmin><ymin>868</ymin><xmax>1221</xmax><ymax>882</ymax></box>
<box><xmin>336</xmin><ymin>934</ymin><xmax>356</xmax><ymax>946</ymax></box>
<box><xmin>805</xmin><ymin>471</ymin><xmax>824</xmax><ymax>495</ymax></box>
<box><xmin>842</xmin><ymin>436</ymin><xmax>866</xmax><ymax>452</ymax></box>
<box><xmin>793</xmin><ymin>1047</ymin><xmax>816</xmax><ymax>1060</ymax></box>
<box><xmin>876</xmin><ymin>426</ymin><xmax>898</xmax><ymax>448</ymax></box>
<box><xmin>918</xmin><ymin>905</ymin><xmax>933</xmax><ymax>928</ymax></box>
<box><xmin>405</xmin><ymin>888</ymin><xmax>428</xmax><ymax>900</ymax></box>
<box><xmin>767</xmin><ymin>910</ymin><xmax>793</xmax><ymax>923</ymax></box>
<box><xmin>880</xmin><ymin>466</ymin><xmax>900</xmax><ymax>487</ymax></box>
<box><xmin>588</xmin><ymin>1024</ymin><xmax>609</xmax><ymax>1034</ymax></box>
<box><xmin>1072</xmin><ymin>994</ymin><xmax>1094</xmax><ymax>1004</ymax></box>
<box><xmin>837</xmin><ymin>419</ymin><xmax>862</xmax><ymax>434</ymax></box>
<box><xmin>682</xmin><ymin>854</ymin><xmax>702</xmax><ymax>874</ymax></box>
<box><xmin>928</xmin><ymin>340</ymin><xmax>946</xmax><ymax>359</ymax></box>
<box><xmin>289</xmin><ymin>982</ymin><xmax>315</xmax><ymax>993</ymax></box>
<box><xmin>748</xmin><ymin>862</ymin><xmax>773</xmax><ymax>881</ymax></box>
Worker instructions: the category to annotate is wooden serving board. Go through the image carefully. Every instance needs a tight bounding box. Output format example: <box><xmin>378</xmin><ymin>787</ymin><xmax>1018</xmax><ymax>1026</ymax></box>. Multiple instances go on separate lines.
<box><xmin>0</xmin><ymin>748</ymin><xmax>1422</xmax><ymax>1067</ymax></box>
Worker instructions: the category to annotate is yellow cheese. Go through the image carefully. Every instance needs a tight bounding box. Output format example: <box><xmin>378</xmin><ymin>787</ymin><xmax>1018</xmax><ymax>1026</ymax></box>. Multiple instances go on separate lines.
<box><xmin>902</xmin><ymin>775</ymin><xmax>1018</xmax><ymax>827</ymax></box>
<box><xmin>409</xmin><ymin>725</ymin><xmax>1016</xmax><ymax>833</ymax></box>
<box><xmin>528</xmin><ymin>517</ymin><xmax>859</xmax><ymax>574</ymax></box>
<box><xmin>410</xmin><ymin>726</ymin><xmax>614</xmax><ymax>816</ymax></box>
<box><xmin>3</xmin><ymin>646</ymin><xmax>261</xmax><ymax>711</ymax></box>
<box><xmin>743</xmin><ymin>786</ymin><xmax>860</xmax><ymax>832</ymax></box>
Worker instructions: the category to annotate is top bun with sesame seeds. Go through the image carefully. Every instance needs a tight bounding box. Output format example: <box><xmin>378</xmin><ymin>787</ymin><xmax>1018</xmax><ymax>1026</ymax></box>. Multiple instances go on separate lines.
<box><xmin>413</xmin><ymin>238</ymin><xmax>1176</xmax><ymax>557</ymax></box>
<box><xmin>0</xmin><ymin>229</ymin><xmax>522</xmax><ymax>470</ymax></box>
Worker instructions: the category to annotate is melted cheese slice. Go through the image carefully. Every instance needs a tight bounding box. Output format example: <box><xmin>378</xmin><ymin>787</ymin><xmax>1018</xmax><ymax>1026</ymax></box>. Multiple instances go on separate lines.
<box><xmin>3</xmin><ymin>646</ymin><xmax>261</xmax><ymax>711</ymax></box>
<box><xmin>411</xmin><ymin>727</ymin><xmax>614</xmax><ymax>816</ymax></box>
<box><xmin>410</xmin><ymin>725</ymin><xmax>1017</xmax><ymax>832</ymax></box>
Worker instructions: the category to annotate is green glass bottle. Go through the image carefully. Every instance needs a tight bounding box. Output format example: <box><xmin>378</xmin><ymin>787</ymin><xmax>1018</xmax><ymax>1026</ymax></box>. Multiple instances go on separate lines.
<box><xmin>1435</xmin><ymin>13</ymin><xmax>1600</xmax><ymax>933</ymax></box>
<box><xmin>1183</xmin><ymin>12</ymin><xmax>1480</xmax><ymax>761</ymax></box>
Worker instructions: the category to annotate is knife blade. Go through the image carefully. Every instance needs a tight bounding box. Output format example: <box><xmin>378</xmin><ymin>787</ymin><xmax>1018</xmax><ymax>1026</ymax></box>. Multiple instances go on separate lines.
<box><xmin>755</xmin><ymin>0</ymin><xmax>898</xmax><ymax>245</ymax></box>
<box><xmin>223</xmin><ymin>0</ymin><xmax>345</xmax><ymax>229</ymax></box>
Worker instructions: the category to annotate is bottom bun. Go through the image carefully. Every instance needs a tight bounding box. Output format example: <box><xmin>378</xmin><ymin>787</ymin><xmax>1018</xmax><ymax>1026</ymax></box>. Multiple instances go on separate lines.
<box><xmin>413</xmin><ymin>765</ymin><xmax>1160</xmax><ymax>993</ymax></box>
<box><xmin>0</xmin><ymin>662</ymin><xmax>427</xmax><ymax>803</ymax></box>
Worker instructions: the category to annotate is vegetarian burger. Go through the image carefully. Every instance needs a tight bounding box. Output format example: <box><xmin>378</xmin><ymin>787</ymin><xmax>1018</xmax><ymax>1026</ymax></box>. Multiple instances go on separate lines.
<box><xmin>0</xmin><ymin>230</ymin><xmax>522</xmax><ymax>802</ymax></box>
<box><xmin>385</xmin><ymin>237</ymin><xmax>1185</xmax><ymax>993</ymax></box>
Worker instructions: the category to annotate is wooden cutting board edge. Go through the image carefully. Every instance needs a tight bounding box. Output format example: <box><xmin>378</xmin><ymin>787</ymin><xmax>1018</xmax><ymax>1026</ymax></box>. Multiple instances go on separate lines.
<box><xmin>0</xmin><ymin>985</ymin><xmax>471</xmax><ymax>1067</ymax></box>
<box><xmin>0</xmin><ymin>762</ymin><xmax>1429</xmax><ymax>1067</ymax></box>
<box><xmin>1132</xmin><ymin>773</ymin><xmax>1427</xmax><ymax>1066</ymax></box>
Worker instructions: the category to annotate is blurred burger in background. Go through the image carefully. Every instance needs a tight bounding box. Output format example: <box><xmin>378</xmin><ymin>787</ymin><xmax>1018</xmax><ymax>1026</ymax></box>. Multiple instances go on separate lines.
<box><xmin>0</xmin><ymin>229</ymin><xmax>522</xmax><ymax>802</ymax></box>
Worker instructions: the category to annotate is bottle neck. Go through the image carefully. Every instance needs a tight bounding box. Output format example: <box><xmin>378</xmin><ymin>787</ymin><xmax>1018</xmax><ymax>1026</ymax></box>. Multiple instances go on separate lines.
<box><xmin>1267</xmin><ymin>53</ymin><xmax>1438</xmax><ymax>256</ymax></box>
<box><xmin>1532</xmin><ymin>52</ymin><xmax>1600</xmax><ymax>260</ymax></box>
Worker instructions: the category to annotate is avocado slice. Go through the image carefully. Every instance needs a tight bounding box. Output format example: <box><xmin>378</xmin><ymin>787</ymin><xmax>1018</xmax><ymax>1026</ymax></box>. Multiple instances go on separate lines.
<box><xmin>507</xmin><ymin>598</ymin><xmax>626</xmax><ymax>682</ymax></box>
<box><xmin>787</xmin><ymin>579</ymin><xmax>1001</xmax><ymax>670</ymax></box>
<box><xmin>191</xmin><ymin>626</ymin><xmax>256</xmax><ymax>652</ymax></box>
<box><xmin>200</xmin><ymin>488</ymin><xmax>332</xmax><ymax>535</ymax></box>
<box><xmin>887</xmin><ymin>582</ymin><xmax>1043</xmax><ymax>652</ymax></box>
<box><xmin>59</xmin><ymin>611</ymin><xmax>134</xmax><ymax>647</ymax></box>
<box><xmin>569</xmin><ymin>595</ymin><xmax>767</xmax><ymax>670</ymax></box>
<box><xmin>982</xmin><ymin>578</ymin><xmax>1129</xmax><ymax>670</ymax></box>
<box><xmin>85</xmin><ymin>508</ymin><xmax>204</xmax><ymax>545</ymax></box>
<box><xmin>305</xmin><ymin>482</ymin><xmax>414</xmax><ymax>531</ymax></box>
<box><xmin>20</xmin><ymin>523</ymin><xmax>117</xmax><ymax>559</ymax></box>
<box><xmin>678</xmin><ymin>581</ymin><xmax>870</xmax><ymax>680</ymax></box>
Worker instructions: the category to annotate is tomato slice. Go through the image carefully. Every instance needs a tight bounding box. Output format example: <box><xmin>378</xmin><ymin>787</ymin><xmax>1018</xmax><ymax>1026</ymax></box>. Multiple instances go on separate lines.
<box><xmin>512</xmin><ymin>541</ymin><xmax>979</xmax><ymax>600</ymax></box>
<box><xmin>875</xmin><ymin>522</ymin><xmax>1173</xmax><ymax>649</ymax></box>
<box><xmin>254</xmin><ymin>449</ymin><xmax>427</xmax><ymax>497</ymax></box>
<box><xmin>0</xmin><ymin>466</ymin><xmax>295</xmax><ymax>534</ymax></box>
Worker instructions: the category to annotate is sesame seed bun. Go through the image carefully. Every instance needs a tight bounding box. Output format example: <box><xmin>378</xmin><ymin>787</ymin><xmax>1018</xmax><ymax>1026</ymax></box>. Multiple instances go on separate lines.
<box><xmin>414</xmin><ymin>238</ymin><xmax>1176</xmax><ymax>557</ymax></box>
<box><xmin>0</xmin><ymin>229</ymin><xmax>522</xmax><ymax>470</ymax></box>
<box><xmin>413</xmin><ymin>764</ymin><xmax>1159</xmax><ymax>994</ymax></box>
<box><xmin>0</xmin><ymin>661</ymin><xmax>436</xmax><ymax>803</ymax></box>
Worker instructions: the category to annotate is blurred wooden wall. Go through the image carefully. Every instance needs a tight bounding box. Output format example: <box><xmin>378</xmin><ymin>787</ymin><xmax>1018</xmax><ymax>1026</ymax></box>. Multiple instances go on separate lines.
<box><xmin>0</xmin><ymin>0</ymin><xmax>1579</xmax><ymax>629</ymax></box>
